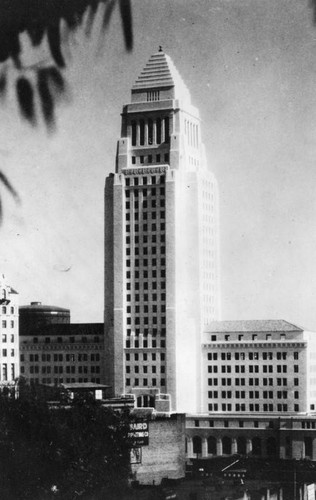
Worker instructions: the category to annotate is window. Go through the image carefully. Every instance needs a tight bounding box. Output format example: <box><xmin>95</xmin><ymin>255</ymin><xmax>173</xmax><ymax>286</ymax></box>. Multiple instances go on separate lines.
<box><xmin>2</xmin><ymin>320</ymin><xmax>6</xmax><ymax>328</ymax></box>
<box><xmin>294</xmin><ymin>365</ymin><xmax>299</xmax><ymax>373</ymax></box>
<box><xmin>294</xmin><ymin>352</ymin><xmax>299</xmax><ymax>360</ymax></box>
<box><xmin>131</xmin><ymin>121</ymin><xmax>136</xmax><ymax>145</ymax></box>
<box><xmin>140</xmin><ymin>120</ymin><xmax>145</xmax><ymax>145</ymax></box>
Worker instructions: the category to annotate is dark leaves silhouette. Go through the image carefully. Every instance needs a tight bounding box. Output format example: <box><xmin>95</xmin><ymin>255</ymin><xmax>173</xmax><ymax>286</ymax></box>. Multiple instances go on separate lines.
<box><xmin>16</xmin><ymin>77</ymin><xmax>36</xmax><ymax>124</ymax></box>
<box><xmin>0</xmin><ymin>0</ymin><xmax>134</xmax><ymax>128</ymax></box>
<box><xmin>119</xmin><ymin>0</ymin><xmax>133</xmax><ymax>51</ymax></box>
<box><xmin>0</xmin><ymin>172</ymin><xmax>20</xmax><ymax>224</ymax></box>
<box><xmin>38</xmin><ymin>69</ymin><xmax>55</xmax><ymax>129</ymax></box>
<box><xmin>0</xmin><ymin>73</ymin><xmax>6</xmax><ymax>97</ymax></box>
<box><xmin>0</xmin><ymin>0</ymin><xmax>134</xmax><ymax>224</ymax></box>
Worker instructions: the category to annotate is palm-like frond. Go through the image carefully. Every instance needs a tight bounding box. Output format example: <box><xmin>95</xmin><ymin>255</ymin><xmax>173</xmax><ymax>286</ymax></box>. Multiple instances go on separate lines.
<box><xmin>0</xmin><ymin>0</ymin><xmax>133</xmax><ymax>223</ymax></box>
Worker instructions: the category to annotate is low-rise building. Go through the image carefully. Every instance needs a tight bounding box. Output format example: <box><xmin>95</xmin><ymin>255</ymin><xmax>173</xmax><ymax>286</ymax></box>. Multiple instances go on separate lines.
<box><xmin>186</xmin><ymin>413</ymin><xmax>316</xmax><ymax>461</ymax></box>
<box><xmin>202</xmin><ymin>320</ymin><xmax>314</xmax><ymax>415</ymax></box>
<box><xmin>19</xmin><ymin>302</ymin><xmax>105</xmax><ymax>386</ymax></box>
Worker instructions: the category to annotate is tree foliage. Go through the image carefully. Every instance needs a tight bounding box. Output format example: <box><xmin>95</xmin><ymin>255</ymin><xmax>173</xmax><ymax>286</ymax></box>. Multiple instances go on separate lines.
<box><xmin>0</xmin><ymin>0</ymin><xmax>133</xmax><ymax>224</ymax></box>
<box><xmin>0</xmin><ymin>0</ymin><xmax>133</xmax><ymax>128</ymax></box>
<box><xmin>0</xmin><ymin>384</ymin><xmax>132</xmax><ymax>499</ymax></box>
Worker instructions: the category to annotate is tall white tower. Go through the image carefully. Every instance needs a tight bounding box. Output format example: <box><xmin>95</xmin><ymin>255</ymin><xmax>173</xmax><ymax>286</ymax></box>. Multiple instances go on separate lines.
<box><xmin>104</xmin><ymin>50</ymin><xmax>220</xmax><ymax>412</ymax></box>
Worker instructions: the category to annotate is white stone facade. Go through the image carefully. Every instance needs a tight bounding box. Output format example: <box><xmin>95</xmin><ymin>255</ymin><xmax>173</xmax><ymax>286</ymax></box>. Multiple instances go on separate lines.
<box><xmin>104</xmin><ymin>50</ymin><xmax>220</xmax><ymax>412</ymax></box>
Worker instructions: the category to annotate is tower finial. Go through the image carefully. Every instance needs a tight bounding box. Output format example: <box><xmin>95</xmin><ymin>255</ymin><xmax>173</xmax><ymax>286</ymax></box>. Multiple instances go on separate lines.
<box><xmin>158</xmin><ymin>45</ymin><xmax>163</xmax><ymax>52</ymax></box>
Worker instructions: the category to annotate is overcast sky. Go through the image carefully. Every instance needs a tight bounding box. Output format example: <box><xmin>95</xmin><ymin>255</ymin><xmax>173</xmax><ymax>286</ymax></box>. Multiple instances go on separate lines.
<box><xmin>1</xmin><ymin>0</ymin><xmax>316</xmax><ymax>329</ymax></box>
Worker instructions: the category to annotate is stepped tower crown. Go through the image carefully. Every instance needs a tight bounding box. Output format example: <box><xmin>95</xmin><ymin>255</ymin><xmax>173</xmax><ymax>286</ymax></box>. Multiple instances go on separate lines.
<box><xmin>131</xmin><ymin>49</ymin><xmax>191</xmax><ymax>104</ymax></box>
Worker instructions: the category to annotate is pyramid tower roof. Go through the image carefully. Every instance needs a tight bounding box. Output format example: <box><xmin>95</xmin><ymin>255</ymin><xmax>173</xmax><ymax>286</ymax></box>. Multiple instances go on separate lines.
<box><xmin>132</xmin><ymin>49</ymin><xmax>191</xmax><ymax>102</ymax></box>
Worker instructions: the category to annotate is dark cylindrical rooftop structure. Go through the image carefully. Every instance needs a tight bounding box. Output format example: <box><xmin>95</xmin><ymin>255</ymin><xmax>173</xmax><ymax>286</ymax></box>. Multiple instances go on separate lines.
<box><xmin>19</xmin><ymin>302</ymin><xmax>71</xmax><ymax>335</ymax></box>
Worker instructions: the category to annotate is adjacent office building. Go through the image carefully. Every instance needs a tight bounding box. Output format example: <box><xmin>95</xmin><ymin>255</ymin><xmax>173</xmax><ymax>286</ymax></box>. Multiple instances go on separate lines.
<box><xmin>19</xmin><ymin>302</ymin><xmax>105</xmax><ymax>386</ymax></box>
<box><xmin>104</xmin><ymin>49</ymin><xmax>220</xmax><ymax>413</ymax></box>
<box><xmin>0</xmin><ymin>274</ymin><xmax>19</xmax><ymax>384</ymax></box>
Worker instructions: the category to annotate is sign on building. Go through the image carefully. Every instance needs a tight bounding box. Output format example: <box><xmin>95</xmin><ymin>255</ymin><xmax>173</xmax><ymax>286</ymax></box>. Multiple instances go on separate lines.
<box><xmin>128</xmin><ymin>420</ymin><xmax>149</xmax><ymax>446</ymax></box>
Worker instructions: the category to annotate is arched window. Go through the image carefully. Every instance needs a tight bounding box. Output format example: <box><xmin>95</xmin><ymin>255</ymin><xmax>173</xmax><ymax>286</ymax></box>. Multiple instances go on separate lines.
<box><xmin>156</xmin><ymin>118</ymin><xmax>161</xmax><ymax>144</ymax></box>
<box><xmin>131</xmin><ymin>121</ymin><xmax>137</xmax><ymax>146</ymax></box>
<box><xmin>222</xmin><ymin>436</ymin><xmax>232</xmax><ymax>455</ymax></box>
<box><xmin>252</xmin><ymin>437</ymin><xmax>261</xmax><ymax>456</ymax></box>
<box><xmin>266</xmin><ymin>437</ymin><xmax>277</xmax><ymax>457</ymax></box>
<box><xmin>237</xmin><ymin>437</ymin><xmax>247</xmax><ymax>455</ymax></box>
<box><xmin>192</xmin><ymin>436</ymin><xmax>202</xmax><ymax>455</ymax></box>
<box><xmin>140</xmin><ymin>120</ymin><xmax>145</xmax><ymax>146</ymax></box>
<box><xmin>207</xmin><ymin>436</ymin><xmax>217</xmax><ymax>455</ymax></box>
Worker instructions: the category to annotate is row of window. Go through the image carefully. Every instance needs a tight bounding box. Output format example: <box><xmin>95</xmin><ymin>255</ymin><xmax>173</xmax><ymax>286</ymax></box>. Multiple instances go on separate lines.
<box><xmin>208</xmin><ymin>351</ymin><xmax>298</xmax><ymax>361</ymax></box>
<box><xmin>126</xmin><ymin>339</ymin><xmax>165</xmax><ymax>348</ymax></box>
<box><xmin>126</xmin><ymin>352</ymin><xmax>164</xmax><ymax>361</ymax></box>
<box><xmin>208</xmin><ymin>403</ymin><xmax>299</xmax><ymax>412</ymax></box>
<box><xmin>126</xmin><ymin>211</ymin><xmax>166</xmax><ymax>223</ymax></box>
<box><xmin>1</xmin><ymin>306</ymin><xmax>15</xmax><ymax>315</ymax></box>
<box><xmin>208</xmin><ymin>390</ymin><xmax>299</xmax><ymax>399</ymax></box>
<box><xmin>24</xmin><ymin>365</ymin><xmax>100</xmax><ymax>375</ymax></box>
<box><xmin>208</xmin><ymin>364</ymin><xmax>299</xmax><ymax>373</ymax></box>
<box><xmin>125</xmin><ymin>175</ymin><xmax>164</xmax><ymax>187</ymax></box>
<box><xmin>126</xmin><ymin>186</ymin><xmax>165</xmax><ymax>197</ymax></box>
<box><xmin>29</xmin><ymin>336</ymin><xmax>101</xmax><ymax>345</ymax></box>
<box><xmin>126</xmin><ymin>328</ymin><xmax>166</xmax><ymax>337</ymax></box>
<box><xmin>126</xmin><ymin>292</ymin><xmax>165</xmax><ymax>302</ymax></box>
<box><xmin>126</xmin><ymin>258</ymin><xmax>166</xmax><ymax>267</ymax></box>
<box><xmin>2</xmin><ymin>334</ymin><xmax>15</xmax><ymax>343</ymax></box>
<box><xmin>126</xmin><ymin>315</ymin><xmax>166</xmax><ymax>324</ymax></box>
<box><xmin>208</xmin><ymin>377</ymin><xmax>299</xmax><ymax>386</ymax></box>
<box><xmin>0</xmin><ymin>363</ymin><xmax>15</xmax><ymax>381</ymax></box>
<box><xmin>131</xmin><ymin>118</ymin><xmax>169</xmax><ymax>147</ymax></box>
<box><xmin>31</xmin><ymin>377</ymin><xmax>101</xmax><ymax>385</ymax></box>
<box><xmin>126</xmin><ymin>377</ymin><xmax>165</xmax><ymax>387</ymax></box>
<box><xmin>127</xmin><ymin>305</ymin><xmax>166</xmax><ymax>314</ymax></box>
<box><xmin>21</xmin><ymin>353</ymin><xmax>101</xmax><ymax>362</ymax></box>
<box><xmin>126</xmin><ymin>275</ymin><xmax>166</xmax><ymax>285</ymax></box>
<box><xmin>194</xmin><ymin>419</ymin><xmax>274</xmax><ymax>429</ymax></box>
<box><xmin>1</xmin><ymin>320</ymin><xmax>15</xmax><ymax>328</ymax></box>
<box><xmin>210</xmin><ymin>334</ymin><xmax>288</xmax><ymax>342</ymax></box>
<box><xmin>126</xmin><ymin>365</ymin><xmax>165</xmax><ymax>374</ymax></box>
<box><xmin>126</xmin><ymin>200</ymin><xmax>165</xmax><ymax>210</ymax></box>
<box><xmin>1</xmin><ymin>349</ymin><xmax>15</xmax><ymax>357</ymax></box>
<box><xmin>184</xmin><ymin>118</ymin><xmax>199</xmax><ymax>148</ymax></box>
<box><xmin>131</xmin><ymin>153</ymin><xmax>169</xmax><ymax>166</ymax></box>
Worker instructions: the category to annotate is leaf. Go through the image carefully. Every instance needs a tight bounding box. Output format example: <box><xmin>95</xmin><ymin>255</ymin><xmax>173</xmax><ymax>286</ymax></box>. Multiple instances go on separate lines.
<box><xmin>16</xmin><ymin>77</ymin><xmax>36</xmax><ymax>125</ymax></box>
<box><xmin>101</xmin><ymin>0</ymin><xmax>116</xmax><ymax>33</ymax></box>
<box><xmin>47</xmin><ymin>23</ymin><xmax>65</xmax><ymax>68</ymax></box>
<box><xmin>46</xmin><ymin>66</ymin><xmax>65</xmax><ymax>96</ymax></box>
<box><xmin>0</xmin><ymin>72</ymin><xmax>6</xmax><ymax>97</ymax></box>
<box><xmin>85</xmin><ymin>3</ymin><xmax>99</xmax><ymax>37</ymax></box>
<box><xmin>38</xmin><ymin>69</ymin><xmax>55</xmax><ymax>128</ymax></box>
<box><xmin>0</xmin><ymin>172</ymin><xmax>20</xmax><ymax>203</ymax></box>
<box><xmin>119</xmin><ymin>0</ymin><xmax>133</xmax><ymax>51</ymax></box>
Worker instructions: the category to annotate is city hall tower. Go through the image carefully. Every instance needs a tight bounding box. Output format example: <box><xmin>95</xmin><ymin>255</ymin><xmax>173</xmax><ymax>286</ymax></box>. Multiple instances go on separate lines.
<box><xmin>104</xmin><ymin>50</ymin><xmax>220</xmax><ymax>412</ymax></box>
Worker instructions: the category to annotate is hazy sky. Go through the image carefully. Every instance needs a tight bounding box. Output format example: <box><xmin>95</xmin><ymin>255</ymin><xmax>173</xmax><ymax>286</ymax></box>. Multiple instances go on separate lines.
<box><xmin>1</xmin><ymin>0</ymin><xmax>316</xmax><ymax>329</ymax></box>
